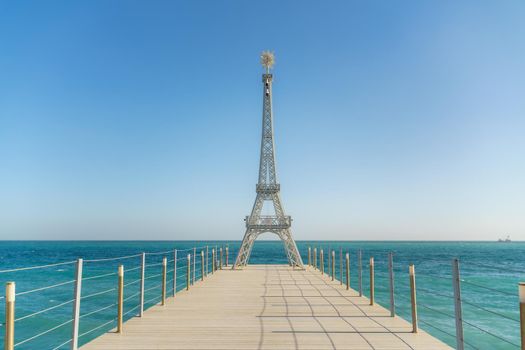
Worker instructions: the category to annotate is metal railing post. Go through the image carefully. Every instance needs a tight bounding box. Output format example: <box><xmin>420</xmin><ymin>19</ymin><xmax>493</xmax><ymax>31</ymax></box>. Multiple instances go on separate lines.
<box><xmin>201</xmin><ymin>251</ymin><xmax>205</xmax><ymax>281</ymax></box>
<box><xmin>519</xmin><ymin>283</ymin><xmax>525</xmax><ymax>350</ymax></box>
<box><xmin>117</xmin><ymin>265</ymin><xmax>124</xmax><ymax>333</ymax></box>
<box><xmin>173</xmin><ymin>250</ymin><xmax>177</xmax><ymax>297</ymax></box>
<box><xmin>186</xmin><ymin>254</ymin><xmax>191</xmax><ymax>291</ymax></box>
<box><xmin>205</xmin><ymin>246</ymin><xmax>209</xmax><ymax>276</ymax></box>
<box><xmin>220</xmin><ymin>247</ymin><xmax>223</xmax><ymax>270</ymax></box>
<box><xmin>212</xmin><ymin>249</ymin><xmax>215</xmax><ymax>274</ymax></box>
<box><xmin>193</xmin><ymin>247</ymin><xmax>196</xmax><ymax>285</ymax></box>
<box><xmin>225</xmin><ymin>246</ymin><xmax>229</xmax><ymax>267</ymax></box>
<box><xmin>139</xmin><ymin>253</ymin><xmax>145</xmax><ymax>316</ymax></box>
<box><xmin>215</xmin><ymin>245</ymin><xmax>219</xmax><ymax>270</ymax></box>
<box><xmin>345</xmin><ymin>253</ymin><xmax>350</xmax><ymax>290</ymax></box>
<box><xmin>308</xmin><ymin>247</ymin><xmax>311</xmax><ymax>267</ymax></box>
<box><xmin>320</xmin><ymin>249</ymin><xmax>324</xmax><ymax>274</ymax></box>
<box><xmin>339</xmin><ymin>247</ymin><xmax>343</xmax><ymax>285</ymax></box>
<box><xmin>409</xmin><ymin>264</ymin><xmax>418</xmax><ymax>333</ymax></box>
<box><xmin>5</xmin><ymin>282</ymin><xmax>15</xmax><ymax>350</ymax></box>
<box><xmin>328</xmin><ymin>246</ymin><xmax>331</xmax><ymax>277</ymax></box>
<box><xmin>331</xmin><ymin>251</ymin><xmax>335</xmax><ymax>281</ymax></box>
<box><xmin>452</xmin><ymin>258</ymin><xmax>464</xmax><ymax>349</ymax></box>
<box><xmin>313</xmin><ymin>248</ymin><xmax>317</xmax><ymax>269</ymax></box>
<box><xmin>161</xmin><ymin>257</ymin><xmax>167</xmax><ymax>306</ymax></box>
<box><xmin>358</xmin><ymin>250</ymin><xmax>363</xmax><ymax>296</ymax></box>
<box><xmin>369</xmin><ymin>257</ymin><xmax>374</xmax><ymax>305</ymax></box>
<box><xmin>389</xmin><ymin>252</ymin><xmax>395</xmax><ymax>317</ymax></box>
<box><xmin>215</xmin><ymin>245</ymin><xmax>218</xmax><ymax>270</ymax></box>
<box><xmin>71</xmin><ymin>258</ymin><xmax>83</xmax><ymax>350</ymax></box>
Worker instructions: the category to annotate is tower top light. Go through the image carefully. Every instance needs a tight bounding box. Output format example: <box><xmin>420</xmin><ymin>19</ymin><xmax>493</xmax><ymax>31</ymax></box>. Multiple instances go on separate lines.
<box><xmin>260</xmin><ymin>51</ymin><xmax>275</xmax><ymax>73</ymax></box>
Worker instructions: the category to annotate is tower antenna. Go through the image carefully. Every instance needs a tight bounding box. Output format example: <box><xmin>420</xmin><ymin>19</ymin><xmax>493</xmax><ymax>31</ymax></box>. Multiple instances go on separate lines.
<box><xmin>260</xmin><ymin>50</ymin><xmax>275</xmax><ymax>73</ymax></box>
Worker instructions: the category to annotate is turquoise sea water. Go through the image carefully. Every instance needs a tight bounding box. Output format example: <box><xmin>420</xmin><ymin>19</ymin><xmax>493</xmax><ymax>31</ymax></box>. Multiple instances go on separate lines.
<box><xmin>0</xmin><ymin>241</ymin><xmax>523</xmax><ymax>349</ymax></box>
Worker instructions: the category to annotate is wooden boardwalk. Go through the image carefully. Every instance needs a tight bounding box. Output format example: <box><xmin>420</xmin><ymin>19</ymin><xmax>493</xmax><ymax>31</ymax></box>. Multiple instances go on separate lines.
<box><xmin>82</xmin><ymin>265</ymin><xmax>451</xmax><ymax>350</ymax></box>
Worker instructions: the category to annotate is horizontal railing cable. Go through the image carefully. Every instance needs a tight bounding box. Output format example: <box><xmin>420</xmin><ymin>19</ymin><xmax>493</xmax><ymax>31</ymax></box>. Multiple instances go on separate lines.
<box><xmin>123</xmin><ymin>304</ymin><xmax>140</xmax><ymax>317</ymax></box>
<box><xmin>126</xmin><ymin>265</ymin><xmax>142</xmax><ymax>272</ymax></box>
<box><xmin>396</xmin><ymin>294</ymin><xmax>456</xmax><ymax>320</ymax></box>
<box><xmin>462</xmin><ymin>318</ymin><xmax>520</xmax><ymax>348</ymax></box>
<box><xmin>123</xmin><ymin>278</ymin><xmax>141</xmax><ymax>288</ymax></box>
<box><xmin>145</xmin><ymin>250</ymin><xmax>173</xmax><ymax>256</ymax></box>
<box><xmin>461</xmin><ymin>299</ymin><xmax>520</xmax><ymax>322</ymax></box>
<box><xmin>80</xmin><ymin>303</ymin><xmax>117</xmax><ymax>319</ymax></box>
<box><xmin>414</xmin><ymin>272</ymin><xmax>452</xmax><ymax>281</ymax></box>
<box><xmin>78</xmin><ymin>318</ymin><xmax>116</xmax><ymax>339</ymax></box>
<box><xmin>81</xmin><ymin>288</ymin><xmax>116</xmax><ymax>300</ymax></box>
<box><xmin>84</xmin><ymin>253</ymin><xmax>142</xmax><ymax>263</ymax></box>
<box><xmin>83</xmin><ymin>271</ymin><xmax>117</xmax><ymax>282</ymax></box>
<box><xmin>16</xmin><ymin>280</ymin><xmax>75</xmax><ymax>296</ymax></box>
<box><xmin>50</xmin><ymin>338</ymin><xmax>72</xmax><ymax>350</ymax></box>
<box><xmin>465</xmin><ymin>261</ymin><xmax>524</xmax><ymax>275</ymax></box>
<box><xmin>0</xmin><ymin>260</ymin><xmax>76</xmax><ymax>274</ymax></box>
<box><xmin>14</xmin><ymin>318</ymin><xmax>73</xmax><ymax>347</ymax></box>
<box><xmin>144</xmin><ymin>273</ymin><xmax>162</xmax><ymax>281</ymax></box>
<box><xmin>144</xmin><ymin>295</ymin><xmax>162</xmax><ymax>306</ymax></box>
<box><xmin>143</xmin><ymin>283</ymin><xmax>162</xmax><ymax>293</ymax></box>
<box><xmin>417</xmin><ymin>318</ymin><xmax>457</xmax><ymax>341</ymax></box>
<box><xmin>417</xmin><ymin>287</ymin><xmax>455</xmax><ymax>300</ymax></box>
<box><xmin>15</xmin><ymin>299</ymin><xmax>75</xmax><ymax>322</ymax></box>
<box><xmin>461</xmin><ymin>279</ymin><xmax>516</xmax><ymax>296</ymax></box>
<box><xmin>123</xmin><ymin>291</ymin><xmax>141</xmax><ymax>302</ymax></box>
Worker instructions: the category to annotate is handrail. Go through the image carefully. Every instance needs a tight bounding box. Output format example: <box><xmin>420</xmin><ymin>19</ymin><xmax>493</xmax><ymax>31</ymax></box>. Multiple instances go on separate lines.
<box><xmin>1</xmin><ymin>244</ymin><xmax>221</xmax><ymax>349</ymax></box>
<box><xmin>9</xmin><ymin>244</ymin><xmax>521</xmax><ymax>350</ymax></box>
<box><xmin>304</xmin><ymin>247</ymin><xmax>524</xmax><ymax>350</ymax></box>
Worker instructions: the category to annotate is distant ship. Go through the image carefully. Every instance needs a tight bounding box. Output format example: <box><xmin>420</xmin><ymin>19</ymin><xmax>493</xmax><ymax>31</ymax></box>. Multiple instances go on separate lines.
<box><xmin>497</xmin><ymin>235</ymin><xmax>511</xmax><ymax>242</ymax></box>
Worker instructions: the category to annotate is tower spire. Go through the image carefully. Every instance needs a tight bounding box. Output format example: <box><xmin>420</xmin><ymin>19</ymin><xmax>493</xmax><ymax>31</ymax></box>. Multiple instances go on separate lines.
<box><xmin>233</xmin><ymin>52</ymin><xmax>303</xmax><ymax>269</ymax></box>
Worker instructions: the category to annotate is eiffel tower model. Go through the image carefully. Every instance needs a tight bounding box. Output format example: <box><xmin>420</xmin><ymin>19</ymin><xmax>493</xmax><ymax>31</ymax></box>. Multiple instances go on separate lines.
<box><xmin>233</xmin><ymin>51</ymin><xmax>304</xmax><ymax>269</ymax></box>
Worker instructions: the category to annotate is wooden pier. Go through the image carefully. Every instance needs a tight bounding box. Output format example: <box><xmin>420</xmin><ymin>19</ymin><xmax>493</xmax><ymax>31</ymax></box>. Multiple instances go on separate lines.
<box><xmin>82</xmin><ymin>265</ymin><xmax>451</xmax><ymax>350</ymax></box>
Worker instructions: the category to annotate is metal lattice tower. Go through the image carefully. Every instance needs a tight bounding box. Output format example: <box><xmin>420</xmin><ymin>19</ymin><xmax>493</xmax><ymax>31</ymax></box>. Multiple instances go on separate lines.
<box><xmin>233</xmin><ymin>52</ymin><xmax>304</xmax><ymax>269</ymax></box>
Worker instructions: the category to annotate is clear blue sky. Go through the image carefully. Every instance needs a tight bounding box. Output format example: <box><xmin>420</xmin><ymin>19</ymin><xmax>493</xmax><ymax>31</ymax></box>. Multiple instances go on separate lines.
<box><xmin>1</xmin><ymin>1</ymin><xmax>524</xmax><ymax>240</ymax></box>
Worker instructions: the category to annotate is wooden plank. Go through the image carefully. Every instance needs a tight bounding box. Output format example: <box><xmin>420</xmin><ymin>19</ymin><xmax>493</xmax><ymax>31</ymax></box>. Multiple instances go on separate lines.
<box><xmin>81</xmin><ymin>265</ymin><xmax>452</xmax><ymax>350</ymax></box>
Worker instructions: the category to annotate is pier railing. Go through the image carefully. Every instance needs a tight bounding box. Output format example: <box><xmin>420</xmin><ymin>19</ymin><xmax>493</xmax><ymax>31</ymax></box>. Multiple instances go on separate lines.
<box><xmin>0</xmin><ymin>244</ymin><xmax>233</xmax><ymax>350</ymax></box>
<box><xmin>306</xmin><ymin>245</ymin><xmax>524</xmax><ymax>350</ymax></box>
